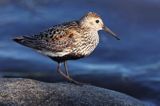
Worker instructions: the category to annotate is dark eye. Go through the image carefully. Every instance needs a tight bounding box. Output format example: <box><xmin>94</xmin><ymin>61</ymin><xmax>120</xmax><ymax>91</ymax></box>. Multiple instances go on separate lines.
<box><xmin>95</xmin><ymin>20</ymin><xmax>99</xmax><ymax>23</ymax></box>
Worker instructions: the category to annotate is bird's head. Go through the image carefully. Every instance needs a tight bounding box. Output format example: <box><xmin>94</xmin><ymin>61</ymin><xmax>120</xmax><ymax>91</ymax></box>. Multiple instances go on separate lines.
<box><xmin>80</xmin><ymin>12</ymin><xmax>120</xmax><ymax>40</ymax></box>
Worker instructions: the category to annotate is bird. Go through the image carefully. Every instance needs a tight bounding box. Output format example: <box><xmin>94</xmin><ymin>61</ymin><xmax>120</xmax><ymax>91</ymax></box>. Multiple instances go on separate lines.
<box><xmin>13</xmin><ymin>12</ymin><xmax>120</xmax><ymax>85</ymax></box>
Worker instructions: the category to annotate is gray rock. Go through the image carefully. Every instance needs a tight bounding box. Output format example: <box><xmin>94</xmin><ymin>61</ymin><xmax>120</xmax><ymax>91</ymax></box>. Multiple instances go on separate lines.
<box><xmin>0</xmin><ymin>78</ymin><xmax>146</xmax><ymax>106</ymax></box>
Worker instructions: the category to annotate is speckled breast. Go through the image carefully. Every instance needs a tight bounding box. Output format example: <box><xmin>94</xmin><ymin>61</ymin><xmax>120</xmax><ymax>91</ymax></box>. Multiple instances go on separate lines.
<box><xmin>73</xmin><ymin>30</ymin><xmax>99</xmax><ymax>56</ymax></box>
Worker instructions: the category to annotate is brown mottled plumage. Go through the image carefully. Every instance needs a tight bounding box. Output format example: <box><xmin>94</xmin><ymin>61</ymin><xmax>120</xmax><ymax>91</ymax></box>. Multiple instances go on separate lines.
<box><xmin>13</xmin><ymin>12</ymin><xmax>120</xmax><ymax>84</ymax></box>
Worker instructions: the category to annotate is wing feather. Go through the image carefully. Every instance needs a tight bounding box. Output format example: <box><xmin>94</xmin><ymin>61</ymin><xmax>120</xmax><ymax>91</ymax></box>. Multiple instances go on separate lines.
<box><xmin>31</xmin><ymin>21</ymin><xmax>79</xmax><ymax>53</ymax></box>
<box><xmin>14</xmin><ymin>21</ymin><xmax>80</xmax><ymax>57</ymax></box>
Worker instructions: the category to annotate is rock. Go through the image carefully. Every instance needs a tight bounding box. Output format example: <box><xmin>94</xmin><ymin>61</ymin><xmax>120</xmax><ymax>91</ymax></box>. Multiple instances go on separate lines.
<box><xmin>0</xmin><ymin>78</ymin><xmax>146</xmax><ymax>106</ymax></box>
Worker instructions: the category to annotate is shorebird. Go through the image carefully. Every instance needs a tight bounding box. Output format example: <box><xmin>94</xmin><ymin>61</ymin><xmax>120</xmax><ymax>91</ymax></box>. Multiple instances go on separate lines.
<box><xmin>13</xmin><ymin>12</ymin><xmax>120</xmax><ymax>84</ymax></box>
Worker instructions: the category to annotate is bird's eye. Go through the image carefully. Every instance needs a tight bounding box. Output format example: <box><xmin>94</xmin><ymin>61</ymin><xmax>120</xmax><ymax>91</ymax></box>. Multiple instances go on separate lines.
<box><xmin>95</xmin><ymin>20</ymin><xmax>99</xmax><ymax>23</ymax></box>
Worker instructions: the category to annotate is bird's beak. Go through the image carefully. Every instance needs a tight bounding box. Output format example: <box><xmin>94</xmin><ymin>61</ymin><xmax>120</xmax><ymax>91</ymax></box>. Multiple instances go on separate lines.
<box><xmin>103</xmin><ymin>26</ymin><xmax>120</xmax><ymax>40</ymax></box>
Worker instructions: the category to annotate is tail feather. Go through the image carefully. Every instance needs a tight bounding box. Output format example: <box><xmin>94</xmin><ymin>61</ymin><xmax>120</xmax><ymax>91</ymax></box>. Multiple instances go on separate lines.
<box><xmin>13</xmin><ymin>36</ymin><xmax>24</xmax><ymax>43</ymax></box>
<box><xmin>13</xmin><ymin>36</ymin><xmax>37</xmax><ymax>48</ymax></box>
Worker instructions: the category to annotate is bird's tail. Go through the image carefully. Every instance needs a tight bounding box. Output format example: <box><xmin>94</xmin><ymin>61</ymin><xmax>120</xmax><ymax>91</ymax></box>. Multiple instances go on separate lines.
<box><xmin>13</xmin><ymin>36</ymin><xmax>37</xmax><ymax>48</ymax></box>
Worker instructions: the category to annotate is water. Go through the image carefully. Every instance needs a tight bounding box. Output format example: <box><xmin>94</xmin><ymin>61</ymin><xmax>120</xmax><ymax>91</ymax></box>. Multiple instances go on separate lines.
<box><xmin>0</xmin><ymin>0</ymin><xmax>160</xmax><ymax>105</ymax></box>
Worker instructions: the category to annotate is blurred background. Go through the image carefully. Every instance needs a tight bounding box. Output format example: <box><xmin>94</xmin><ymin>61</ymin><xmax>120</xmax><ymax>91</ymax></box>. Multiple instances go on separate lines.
<box><xmin>0</xmin><ymin>0</ymin><xmax>159</xmax><ymax>105</ymax></box>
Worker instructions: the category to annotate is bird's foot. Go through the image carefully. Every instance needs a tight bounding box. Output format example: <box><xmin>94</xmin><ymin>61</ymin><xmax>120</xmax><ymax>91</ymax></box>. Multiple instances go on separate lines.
<box><xmin>66</xmin><ymin>76</ymin><xmax>84</xmax><ymax>86</ymax></box>
<box><xmin>57</xmin><ymin>69</ymin><xmax>84</xmax><ymax>85</ymax></box>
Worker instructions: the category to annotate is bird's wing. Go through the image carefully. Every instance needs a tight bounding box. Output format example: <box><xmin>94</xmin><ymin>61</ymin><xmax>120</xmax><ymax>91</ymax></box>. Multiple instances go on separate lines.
<box><xmin>14</xmin><ymin>21</ymin><xmax>80</xmax><ymax>57</ymax></box>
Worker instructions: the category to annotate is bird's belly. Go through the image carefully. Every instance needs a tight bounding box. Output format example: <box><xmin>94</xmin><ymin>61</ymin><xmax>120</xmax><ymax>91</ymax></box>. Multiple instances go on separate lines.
<box><xmin>40</xmin><ymin>44</ymin><xmax>97</xmax><ymax>62</ymax></box>
<box><xmin>49</xmin><ymin>52</ymin><xmax>85</xmax><ymax>62</ymax></box>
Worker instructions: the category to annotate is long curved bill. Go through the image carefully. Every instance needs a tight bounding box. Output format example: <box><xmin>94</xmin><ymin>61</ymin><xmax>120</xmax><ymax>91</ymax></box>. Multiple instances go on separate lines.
<box><xmin>103</xmin><ymin>26</ymin><xmax>120</xmax><ymax>40</ymax></box>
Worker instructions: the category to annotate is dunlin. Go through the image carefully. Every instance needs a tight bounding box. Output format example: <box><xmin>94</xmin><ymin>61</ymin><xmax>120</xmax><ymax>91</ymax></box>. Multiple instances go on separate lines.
<box><xmin>14</xmin><ymin>12</ymin><xmax>120</xmax><ymax>84</ymax></box>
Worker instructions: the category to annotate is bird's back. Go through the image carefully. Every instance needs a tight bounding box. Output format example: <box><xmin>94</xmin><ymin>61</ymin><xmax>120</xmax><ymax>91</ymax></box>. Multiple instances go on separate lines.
<box><xmin>15</xmin><ymin>21</ymin><xmax>77</xmax><ymax>47</ymax></box>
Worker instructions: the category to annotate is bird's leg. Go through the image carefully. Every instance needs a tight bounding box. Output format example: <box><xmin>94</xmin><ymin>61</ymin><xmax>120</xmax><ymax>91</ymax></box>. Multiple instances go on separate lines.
<box><xmin>57</xmin><ymin>62</ymin><xmax>82</xmax><ymax>85</ymax></box>
<box><xmin>64</xmin><ymin>61</ymin><xmax>70</xmax><ymax>77</ymax></box>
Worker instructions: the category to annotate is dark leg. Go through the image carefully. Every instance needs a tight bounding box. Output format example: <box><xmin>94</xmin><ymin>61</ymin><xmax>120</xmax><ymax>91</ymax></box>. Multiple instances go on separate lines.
<box><xmin>64</xmin><ymin>61</ymin><xmax>69</xmax><ymax>76</ymax></box>
<box><xmin>57</xmin><ymin>62</ymin><xmax>82</xmax><ymax>85</ymax></box>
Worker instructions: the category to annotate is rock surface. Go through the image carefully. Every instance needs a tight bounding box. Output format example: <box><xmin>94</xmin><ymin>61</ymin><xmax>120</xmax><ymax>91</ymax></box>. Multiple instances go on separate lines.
<box><xmin>0</xmin><ymin>78</ymin><xmax>146</xmax><ymax>106</ymax></box>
